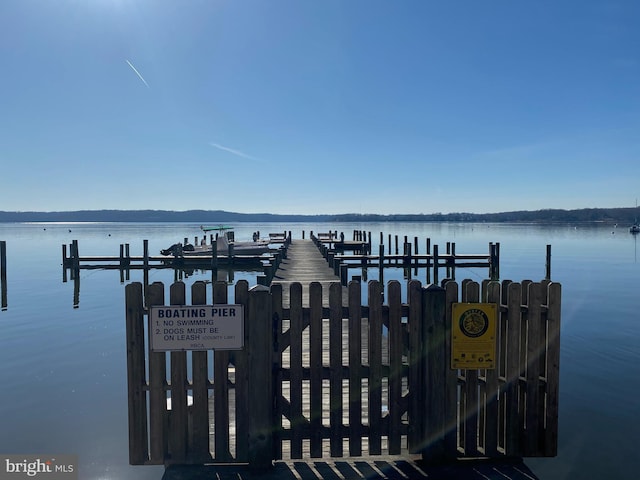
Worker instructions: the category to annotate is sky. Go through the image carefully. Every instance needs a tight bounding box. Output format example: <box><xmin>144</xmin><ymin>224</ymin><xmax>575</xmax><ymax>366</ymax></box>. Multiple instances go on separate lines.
<box><xmin>1</xmin><ymin>0</ymin><xmax>639</xmax><ymax>215</ymax></box>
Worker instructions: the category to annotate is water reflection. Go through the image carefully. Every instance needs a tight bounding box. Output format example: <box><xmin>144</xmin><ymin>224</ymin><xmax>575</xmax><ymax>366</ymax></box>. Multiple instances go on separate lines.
<box><xmin>62</xmin><ymin>264</ymin><xmax>257</xmax><ymax>308</ymax></box>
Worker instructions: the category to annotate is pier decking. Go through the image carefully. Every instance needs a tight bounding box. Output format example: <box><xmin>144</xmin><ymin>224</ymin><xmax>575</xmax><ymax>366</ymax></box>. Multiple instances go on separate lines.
<box><xmin>162</xmin><ymin>457</ymin><xmax>539</xmax><ymax>479</ymax></box>
<box><xmin>271</xmin><ymin>239</ymin><xmax>347</xmax><ymax>305</ymax></box>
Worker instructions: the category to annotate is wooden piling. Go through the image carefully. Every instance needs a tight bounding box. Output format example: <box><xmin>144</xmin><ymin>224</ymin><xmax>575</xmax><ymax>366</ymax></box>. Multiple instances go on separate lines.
<box><xmin>1</xmin><ymin>241</ymin><xmax>7</xmax><ymax>310</ymax></box>
<box><xmin>546</xmin><ymin>244</ymin><xmax>552</xmax><ymax>280</ymax></box>
<box><xmin>433</xmin><ymin>244</ymin><xmax>439</xmax><ymax>284</ymax></box>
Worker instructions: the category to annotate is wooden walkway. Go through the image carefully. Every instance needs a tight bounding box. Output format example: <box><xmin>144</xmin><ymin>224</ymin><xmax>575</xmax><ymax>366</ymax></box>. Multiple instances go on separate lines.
<box><xmin>271</xmin><ymin>239</ymin><xmax>347</xmax><ymax>305</ymax></box>
<box><xmin>163</xmin><ymin>457</ymin><xmax>540</xmax><ymax>479</ymax></box>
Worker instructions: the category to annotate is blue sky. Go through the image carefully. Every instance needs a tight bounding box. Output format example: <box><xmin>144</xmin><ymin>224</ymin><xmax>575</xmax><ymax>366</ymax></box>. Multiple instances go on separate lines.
<box><xmin>1</xmin><ymin>0</ymin><xmax>639</xmax><ymax>215</ymax></box>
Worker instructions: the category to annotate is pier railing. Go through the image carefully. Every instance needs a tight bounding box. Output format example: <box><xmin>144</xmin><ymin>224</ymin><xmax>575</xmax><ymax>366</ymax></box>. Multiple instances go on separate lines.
<box><xmin>310</xmin><ymin>232</ymin><xmax>501</xmax><ymax>283</ymax></box>
<box><xmin>125</xmin><ymin>278</ymin><xmax>560</xmax><ymax>467</ymax></box>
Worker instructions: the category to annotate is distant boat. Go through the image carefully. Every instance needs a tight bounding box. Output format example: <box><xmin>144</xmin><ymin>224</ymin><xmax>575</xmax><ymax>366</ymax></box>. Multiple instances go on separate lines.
<box><xmin>161</xmin><ymin>228</ymin><xmax>270</xmax><ymax>257</ymax></box>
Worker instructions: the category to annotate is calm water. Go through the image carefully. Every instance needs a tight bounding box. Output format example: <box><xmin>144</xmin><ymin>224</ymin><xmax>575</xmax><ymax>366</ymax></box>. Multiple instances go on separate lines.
<box><xmin>1</xmin><ymin>222</ymin><xmax>639</xmax><ymax>479</ymax></box>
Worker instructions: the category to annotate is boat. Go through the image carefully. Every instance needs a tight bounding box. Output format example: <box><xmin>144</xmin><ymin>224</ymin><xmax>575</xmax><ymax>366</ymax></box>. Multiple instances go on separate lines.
<box><xmin>160</xmin><ymin>226</ymin><xmax>270</xmax><ymax>257</ymax></box>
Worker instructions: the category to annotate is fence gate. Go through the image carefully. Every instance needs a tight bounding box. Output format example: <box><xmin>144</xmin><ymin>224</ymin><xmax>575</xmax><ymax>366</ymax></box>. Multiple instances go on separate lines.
<box><xmin>125</xmin><ymin>278</ymin><xmax>560</xmax><ymax>467</ymax></box>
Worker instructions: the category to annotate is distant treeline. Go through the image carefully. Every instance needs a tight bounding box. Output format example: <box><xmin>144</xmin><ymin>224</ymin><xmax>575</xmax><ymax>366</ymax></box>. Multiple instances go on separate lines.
<box><xmin>0</xmin><ymin>207</ymin><xmax>638</xmax><ymax>224</ymax></box>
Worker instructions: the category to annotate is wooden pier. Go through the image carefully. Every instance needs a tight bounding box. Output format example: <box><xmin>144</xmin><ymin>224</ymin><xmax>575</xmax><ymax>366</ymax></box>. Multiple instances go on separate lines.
<box><xmin>62</xmin><ymin>238</ymin><xmax>289</xmax><ymax>271</ymax></box>
<box><xmin>271</xmin><ymin>239</ymin><xmax>347</xmax><ymax>305</ymax></box>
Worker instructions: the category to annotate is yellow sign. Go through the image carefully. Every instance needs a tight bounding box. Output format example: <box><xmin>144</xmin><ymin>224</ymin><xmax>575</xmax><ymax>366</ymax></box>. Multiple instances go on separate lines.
<box><xmin>451</xmin><ymin>303</ymin><xmax>497</xmax><ymax>369</ymax></box>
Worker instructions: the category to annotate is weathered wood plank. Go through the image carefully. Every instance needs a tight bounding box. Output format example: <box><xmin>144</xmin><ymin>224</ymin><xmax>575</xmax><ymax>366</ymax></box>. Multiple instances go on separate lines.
<box><xmin>423</xmin><ymin>283</ymin><xmax>447</xmax><ymax>462</ymax></box>
<box><xmin>484</xmin><ymin>281</ymin><xmax>501</xmax><ymax>457</ymax></box>
<box><xmin>329</xmin><ymin>283</ymin><xmax>343</xmax><ymax>457</ymax></box>
<box><xmin>147</xmin><ymin>282</ymin><xmax>167</xmax><ymax>464</ymax></box>
<box><xmin>387</xmin><ymin>281</ymin><xmax>402</xmax><ymax>455</ymax></box>
<box><xmin>125</xmin><ymin>282</ymin><xmax>148</xmax><ymax>465</ymax></box>
<box><xmin>505</xmin><ymin>282</ymin><xmax>523</xmax><ymax>457</ymax></box>
<box><xmin>368</xmin><ymin>281</ymin><xmax>383</xmax><ymax>455</ymax></box>
<box><xmin>444</xmin><ymin>281</ymin><xmax>459</xmax><ymax>459</ymax></box>
<box><xmin>462</xmin><ymin>281</ymin><xmax>480</xmax><ymax>457</ymax></box>
<box><xmin>247</xmin><ymin>284</ymin><xmax>274</xmax><ymax>468</ymax></box>
<box><xmin>190</xmin><ymin>282</ymin><xmax>209</xmax><ymax>462</ymax></box>
<box><xmin>525</xmin><ymin>282</ymin><xmax>542</xmax><ymax>456</ymax></box>
<box><xmin>272</xmin><ymin>283</ymin><xmax>284</xmax><ymax>461</ymax></box>
<box><xmin>309</xmin><ymin>282</ymin><xmax>323</xmax><ymax>457</ymax></box>
<box><xmin>169</xmin><ymin>282</ymin><xmax>188</xmax><ymax>464</ymax></box>
<box><xmin>213</xmin><ymin>281</ymin><xmax>231</xmax><ymax>461</ymax></box>
<box><xmin>289</xmin><ymin>282</ymin><xmax>305</xmax><ymax>458</ymax></box>
<box><xmin>407</xmin><ymin>280</ymin><xmax>422</xmax><ymax>454</ymax></box>
<box><xmin>234</xmin><ymin>281</ymin><xmax>250</xmax><ymax>461</ymax></box>
<box><xmin>545</xmin><ymin>282</ymin><xmax>561</xmax><ymax>456</ymax></box>
<box><xmin>348</xmin><ymin>281</ymin><xmax>363</xmax><ymax>456</ymax></box>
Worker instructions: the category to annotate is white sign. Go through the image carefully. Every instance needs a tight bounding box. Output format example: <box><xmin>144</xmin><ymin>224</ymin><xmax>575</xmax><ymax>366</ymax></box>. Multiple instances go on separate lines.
<box><xmin>149</xmin><ymin>305</ymin><xmax>244</xmax><ymax>351</ymax></box>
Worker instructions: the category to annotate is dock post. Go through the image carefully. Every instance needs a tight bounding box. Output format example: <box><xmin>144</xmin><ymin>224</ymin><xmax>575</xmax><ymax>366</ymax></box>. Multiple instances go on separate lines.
<box><xmin>143</xmin><ymin>240</ymin><xmax>149</xmax><ymax>297</ymax></box>
<box><xmin>451</xmin><ymin>242</ymin><xmax>456</xmax><ymax>280</ymax></box>
<box><xmin>433</xmin><ymin>244</ymin><xmax>439</xmax><ymax>285</ymax></box>
<box><xmin>1</xmin><ymin>241</ymin><xmax>7</xmax><ymax>310</ymax></box>
<box><xmin>378</xmin><ymin>244</ymin><xmax>385</xmax><ymax>285</ymax></box>
<box><xmin>489</xmin><ymin>242</ymin><xmax>500</xmax><ymax>281</ymax></box>
<box><xmin>426</xmin><ymin>238</ymin><xmax>431</xmax><ymax>284</ymax></box>
<box><xmin>119</xmin><ymin>244</ymin><xmax>125</xmax><ymax>283</ymax></box>
<box><xmin>545</xmin><ymin>244</ymin><xmax>552</xmax><ymax>280</ymax></box>
<box><xmin>125</xmin><ymin>243</ymin><xmax>131</xmax><ymax>281</ymax></box>
<box><xmin>71</xmin><ymin>240</ymin><xmax>80</xmax><ymax>278</ymax></box>
<box><xmin>340</xmin><ymin>264</ymin><xmax>349</xmax><ymax>286</ymax></box>
<box><xmin>414</xmin><ymin>236</ymin><xmax>419</xmax><ymax>276</ymax></box>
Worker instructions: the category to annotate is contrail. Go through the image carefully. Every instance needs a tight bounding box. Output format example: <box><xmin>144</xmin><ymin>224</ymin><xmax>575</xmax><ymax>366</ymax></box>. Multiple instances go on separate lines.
<box><xmin>209</xmin><ymin>142</ymin><xmax>263</xmax><ymax>162</ymax></box>
<box><xmin>125</xmin><ymin>59</ymin><xmax>149</xmax><ymax>88</ymax></box>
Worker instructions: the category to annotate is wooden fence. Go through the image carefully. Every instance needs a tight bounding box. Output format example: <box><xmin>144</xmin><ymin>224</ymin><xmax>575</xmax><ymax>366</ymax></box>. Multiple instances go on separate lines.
<box><xmin>125</xmin><ymin>278</ymin><xmax>561</xmax><ymax>467</ymax></box>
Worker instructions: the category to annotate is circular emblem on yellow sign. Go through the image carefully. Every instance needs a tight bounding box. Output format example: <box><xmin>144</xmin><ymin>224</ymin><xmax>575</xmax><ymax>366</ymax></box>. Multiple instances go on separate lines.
<box><xmin>459</xmin><ymin>308</ymin><xmax>489</xmax><ymax>338</ymax></box>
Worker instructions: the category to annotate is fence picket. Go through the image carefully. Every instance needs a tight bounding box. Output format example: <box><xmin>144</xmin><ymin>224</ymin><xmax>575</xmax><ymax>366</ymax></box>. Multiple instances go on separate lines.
<box><xmin>234</xmin><ymin>281</ymin><xmax>250</xmax><ymax>461</ymax></box>
<box><xmin>348</xmin><ymin>280</ymin><xmax>363</xmax><ymax>456</ymax></box>
<box><xmin>213</xmin><ymin>281</ymin><xmax>231</xmax><ymax>461</ymax></box>
<box><xmin>147</xmin><ymin>282</ymin><xmax>167</xmax><ymax>464</ymax></box>
<box><xmin>525</xmin><ymin>282</ymin><xmax>543</xmax><ymax>456</ymax></box>
<box><xmin>289</xmin><ymin>282</ymin><xmax>304</xmax><ymax>458</ymax></box>
<box><xmin>190</xmin><ymin>282</ymin><xmax>209</xmax><ymax>461</ymax></box>
<box><xmin>367</xmin><ymin>281</ymin><xmax>383</xmax><ymax>455</ymax></box>
<box><xmin>505</xmin><ymin>282</ymin><xmax>523</xmax><ymax>457</ymax></box>
<box><xmin>545</xmin><ymin>282</ymin><xmax>561</xmax><ymax>456</ymax></box>
<box><xmin>125</xmin><ymin>282</ymin><xmax>148</xmax><ymax>465</ymax></box>
<box><xmin>168</xmin><ymin>282</ymin><xmax>188</xmax><ymax>463</ymax></box>
<box><xmin>462</xmin><ymin>281</ymin><xmax>480</xmax><ymax>457</ymax></box>
<box><xmin>309</xmin><ymin>282</ymin><xmax>323</xmax><ymax>457</ymax></box>
<box><xmin>329</xmin><ymin>283</ymin><xmax>343</xmax><ymax>457</ymax></box>
<box><xmin>388</xmin><ymin>281</ymin><xmax>403</xmax><ymax>454</ymax></box>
